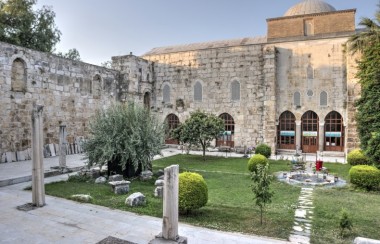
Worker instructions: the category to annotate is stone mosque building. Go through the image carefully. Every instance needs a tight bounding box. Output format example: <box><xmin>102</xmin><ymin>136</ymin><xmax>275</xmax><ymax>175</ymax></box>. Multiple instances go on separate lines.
<box><xmin>0</xmin><ymin>0</ymin><xmax>361</xmax><ymax>162</ymax></box>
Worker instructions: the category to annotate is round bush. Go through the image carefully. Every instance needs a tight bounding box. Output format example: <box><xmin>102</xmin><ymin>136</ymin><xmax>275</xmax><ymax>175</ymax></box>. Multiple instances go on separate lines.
<box><xmin>347</xmin><ymin>149</ymin><xmax>370</xmax><ymax>166</ymax></box>
<box><xmin>349</xmin><ymin>165</ymin><xmax>380</xmax><ymax>190</ymax></box>
<box><xmin>179</xmin><ymin>172</ymin><xmax>208</xmax><ymax>213</ymax></box>
<box><xmin>255</xmin><ymin>144</ymin><xmax>271</xmax><ymax>158</ymax></box>
<box><xmin>248</xmin><ymin>154</ymin><xmax>269</xmax><ymax>172</ymax></box>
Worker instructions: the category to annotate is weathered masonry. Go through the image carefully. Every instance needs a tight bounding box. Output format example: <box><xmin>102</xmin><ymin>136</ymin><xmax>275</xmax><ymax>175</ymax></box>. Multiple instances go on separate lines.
<box><xmin>0</xmin><ymin>0</ymin><xmax>361</xmax><ymax>162</ymax></box>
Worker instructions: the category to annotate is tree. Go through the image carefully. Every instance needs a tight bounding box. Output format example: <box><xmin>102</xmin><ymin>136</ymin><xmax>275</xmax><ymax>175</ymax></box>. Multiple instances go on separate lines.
<box><xmin>101</xmin><ymin>60</ymin><xmax>112</xmax><ymax>69</ymax></box>
<box><xmin>251</xmin><ymin>163</ymin><xmax>273</xmax><ymax>225</ymax></box>
<box><xmin>339</xmin><ymin>208</ymin><xmax>353</xmax><ymax>238</ymax></box>
<box><xmin>348</xmin><ymin>6</ymin><xmax>380</xmax><ymax>165</ymax></box>
<box><xmin>0</xmin><ymin>0</ymin><xmax>61</xmax><ymax>53</ymax></box>
<box><xmin>56</xmin><ymin>48</ymin><xmax>81</xmax><ymax>61</ymax></box>
<box><xmin>172</xmin><ymin>110</ymin><xmax>224</xmax><ymax>159</ymax></box>
<box><xmin>82</xmin><ymin>103</ymin><xmax>165</xmax><ymax>178</ymax></box>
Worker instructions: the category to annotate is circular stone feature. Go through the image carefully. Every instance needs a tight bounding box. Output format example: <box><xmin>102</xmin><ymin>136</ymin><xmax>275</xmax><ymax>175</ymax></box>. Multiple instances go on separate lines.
<box><xmin>277</xmin><ymin>171</ymin><xmax>347</xmax><ymax>187</ymax></box>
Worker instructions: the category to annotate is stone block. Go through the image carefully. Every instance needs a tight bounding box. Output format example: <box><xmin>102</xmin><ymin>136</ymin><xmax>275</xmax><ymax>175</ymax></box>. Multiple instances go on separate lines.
<box><xmin>109</xmin><ymin>180</ymin><xmax>130</xmax><ymax>194</ymax></box>
<box><xmin>155</xmin><ymin>179</ymin><xmax>164</xmax><ymax>186</ymax></box>
<box><xmin>49</xmin><ymin>144</ymin><xmax>56</xmax><ymax>157</ymax></box>
<box><xmin>125</xmin><ymin>192</ymin><xmax>146</xmax><ymax>206</ymax></box>
<box><xmin>16</xmin><ymin>151</ymin><xmax>25</xmax><ymax>161</ymax></box>
<box><xmin>353</xmin><ymin>237</ymin><xmax>380</xmax><ymax>244</ymax></box>
<box><xmin>140</xmin><ymin>170</ymin><xmax>153</xmax><ymax>181</ymax></box>
<box><xmin>1</xmin><ymin>153</ymin><xmax>5</xmax><ymax>163</ymax></box>
<box><xmin>155</xmin><ymin>169</ymin><xmax>164</xmax><ymax>177</ymax></box>
<box><xmin>54</xmin><ymin>144</ymin><xmax>60</xmax><ymax>156</ymax></box>
<box><xmin>5</xmin><ymin>152</ymin><xmax>16</xmax><ymax>162</ymax></box>
<box><xmin>154</xmin><ymin>186</ymin><xmax>163</xmax><ymax>198</ymax></box>
<box><xmin>95</xmin><ymin>176</ymin><xmax>107</xmax><ymax>184</ymax></box>
<box><xmin>109</xmin><ymin>174</ymin><xmax>123</xmax><ymax>182</ymax></box>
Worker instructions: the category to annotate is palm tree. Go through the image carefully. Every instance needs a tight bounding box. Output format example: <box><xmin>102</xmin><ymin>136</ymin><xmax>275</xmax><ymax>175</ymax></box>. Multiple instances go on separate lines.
<box><xmin>348</xmin><ymin>5</ymin><xmax>380</xmax><ymax>54</ymax></box>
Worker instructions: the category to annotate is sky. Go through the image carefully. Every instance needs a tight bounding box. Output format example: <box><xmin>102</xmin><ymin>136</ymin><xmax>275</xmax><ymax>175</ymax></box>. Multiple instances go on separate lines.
<box><xmin>35</xmin><ymin>0</ymin><xmax>378</xmax><ymax>66</ymax></box>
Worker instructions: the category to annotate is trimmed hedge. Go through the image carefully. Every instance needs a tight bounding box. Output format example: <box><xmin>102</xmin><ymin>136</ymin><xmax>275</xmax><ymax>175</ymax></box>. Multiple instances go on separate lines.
<box><xmin>349</xmin><ymin>165</ymin><xmax>380</xmax><ymax>190</ymax></box>
<box><xmin>255</xmin><ymin>144</ymin><xmax>271</xmax><ymax>158</ymax></box>
<box><xmin>179</xmin><ymin>172</ymin><xmax>208</xmax><ymax>213</ymax></box>
<box><xmin>248</xmin><ymin>154</ymin><xmax>269</xmax><ymax>172</ymax></box>
<box><xmin>347</xmin><ymin>149</ymin><xmax>370</xmax><ymax>166</ymax></box>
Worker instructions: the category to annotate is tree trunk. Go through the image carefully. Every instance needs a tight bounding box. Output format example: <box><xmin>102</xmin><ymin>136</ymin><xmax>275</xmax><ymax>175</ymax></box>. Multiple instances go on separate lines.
<box><xmin>260</xmin><ymin>206</ymin><xmax>263</xmax><ymax>225</ymax></box>
<box><xmin>201</xmin><ymin>140</ymin><xmax>206</xmax><ymax>161</ymax></box>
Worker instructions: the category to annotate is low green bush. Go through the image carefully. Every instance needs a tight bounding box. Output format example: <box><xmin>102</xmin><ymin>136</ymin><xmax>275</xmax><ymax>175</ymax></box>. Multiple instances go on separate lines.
<box><xmin>255</xmin><ymin>144</ymin><xmax>271</xmax><ymax>158</ymax></box>
<box><xmin>179</xmin><ymin>172</ymin><xmax>208</xmax><ymax>213</ymax></box>
<box><xmin>349</xmin><ymin>165</ymin><xmax>380</xmax><ymax>190</ymax></box>
<box><xmin>347</xmin><ymin>149</ymin><xmax>370</xmax><ymax>166</ymax></box>
<box><xmin>248</xmin><ymin>154</ymin><xmax>269</xmax><ymax>172</ymax></box>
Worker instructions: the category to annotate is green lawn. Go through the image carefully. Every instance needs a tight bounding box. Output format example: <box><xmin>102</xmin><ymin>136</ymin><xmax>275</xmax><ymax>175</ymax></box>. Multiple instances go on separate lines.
<box><xmin>44</xmin><ymin>154</ymin><xmax>380</xmax><ymax>243</ymax></box>
<box><xmin>45</xmin><ymin>155</ymin><xmax>300</xmax><ymax>240</ymax></box>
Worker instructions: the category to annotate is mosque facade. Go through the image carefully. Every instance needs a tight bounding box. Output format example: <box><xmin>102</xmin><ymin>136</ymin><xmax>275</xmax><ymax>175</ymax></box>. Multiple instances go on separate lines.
<box><xmin>0</xmin><ymin>0</ymin><xmax>361</xmax><ymax>161</ymax></box>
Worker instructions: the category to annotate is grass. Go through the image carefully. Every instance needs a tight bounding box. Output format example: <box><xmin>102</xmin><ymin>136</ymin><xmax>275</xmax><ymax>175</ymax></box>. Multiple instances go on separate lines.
<box><xmin>45</xmin><ymin>155</ymin><xmax>300</xmax><ymax>240</ymax></box>
<box><xmin>312</xmin><ymin>187</ymin><xmax>380</xmax><ymax>244</ymax></box>
<box><xmin>44</xmin><ymin>154</ymin><xmax>380</xmax><ymax>242</ymax></box>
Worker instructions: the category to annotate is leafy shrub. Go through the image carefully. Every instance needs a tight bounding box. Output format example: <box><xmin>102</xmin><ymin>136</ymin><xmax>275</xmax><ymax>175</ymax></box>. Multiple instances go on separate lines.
<box><xmin>339</xmin><ymin>208</ymin><xmax>353</xmax><ymax>237</ymax></box>
<box><xmin>179</xmin><ymin>172</ymin><xmax>208</xmax><ymax>213</ymax></box>
<box><xmin>255</xmin><ymin>144</ymin><xmax>271</xmax><ymax>158</ymax></box>
<box><xmin>347</xmin><ymin>149</ymin><xmax>370</xmax><ymax>166</ymax></box>
<box><xmin>68</xmin><ymin>173</ymin><xmax>93</xmax><ymax>183</ymax></box>
<box><xmin>349</xmin><ymin>165</ymin><xmax>380</xmax><ymax>190</ymax></box>
<box><xmin>248</xmin><ymin>154</ymin><xmax>269</xmax><ymax>172</ymax></box>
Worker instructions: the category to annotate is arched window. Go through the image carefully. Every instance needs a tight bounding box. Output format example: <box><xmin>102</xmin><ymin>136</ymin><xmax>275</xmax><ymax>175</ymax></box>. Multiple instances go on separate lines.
<box><xmin>320</xmin><ymin>91</ymin><xmax>328</xmax><ymax>106</ymax></box>
<box><xmin>231</xmin><ymin>80</ymin><xmax>240</xmax><ymax>101</ymax></box>
<box><xmin>216</xmin><ymin>113</ymin><xmax>235</xmax><ymax>148</ymax></box>
<box><xmin>11</xmin><ymin>58</ymin><xmax>27</xmax><ymax>92</ymax></box>
<box><xmin>194</xmin><ymin>81</ymin><xmax>202</xmax><ymax>101</ymax></box>
<box><xmin>80</xmin><ymin>78</ymin><xmax>92</xmax><ymax>95</ymax></box>
<box><xmin>165</xmin><ymin>114</ymin><xmax>180</xmax><ymax>144</ymax></box>
<box><xmin>294</xmin><ymin>92</ymin><xmax>301</xmax><ymax>107</ymax></box>
<box><xmin>163</xmin><ymin>84</ymin><xmax>170</xmax><ymax>103</ymax></box>
<box><xmin>144</xmin><ymin>92</ymin><xmax>151</xmax><ymax>109</ymax></box>
<box><xmin>301</xmin><ymin>111</ymin><xmax>319</xmax><ymax>153</ymax></box>
<box><xmin>325</xmin><ymin>111</ymin><xmax>344</xmax><ymax>152</ymax></box>
<box><xmin>93</xmin><ymin>75</ymin><xmax>102</xmax><ymax>98</ymax></box>
<box><xmin>277</xmin><ymin>111</ymin><xmax>296</xmax><ymax>150</ymax></box>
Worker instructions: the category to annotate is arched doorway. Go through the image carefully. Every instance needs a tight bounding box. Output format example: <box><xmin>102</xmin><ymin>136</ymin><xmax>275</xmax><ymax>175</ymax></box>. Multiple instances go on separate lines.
<box><xmin>216</xmin><ymin>113</ymin><xmax>235</xmax><ymax>147</ymax></box>
<box><xmin>324</xmin><ymin>111</ymin><xmax>344</xmax><ymax>152</ymax></box>
<box><xmin>301</xmin><ymin>111</ymin><xmax>319</xmax><ymax>153</ymax></box>
<box><xmin>144</xmin><ymin>92</ymin><xmax>151</xmax><ymax>110</ymax></box>
<box><xmin>165</xmin><ymin>114</ymin><xmax>180</xmax><ymax>144</ymax></box>
<box><xmin>277</xmin><ymin>111</ymin><xmax>296</xmax><ymax>150</ymax></box>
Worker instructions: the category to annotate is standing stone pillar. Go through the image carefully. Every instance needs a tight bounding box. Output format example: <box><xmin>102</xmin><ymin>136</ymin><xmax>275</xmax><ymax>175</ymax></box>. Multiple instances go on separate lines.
<box><xmin>295</xmin><ymin>120</ymin><xmax>302</xmax><ymax>153</ymax></box>
<box><xmin>59</xmin><ymin>125</ymin><xmax>67</xmax><ymax>169</ymax></box>
<box><xmin>150</xmin><ymin>164</ymin><xmax>187</xmax><ymax>244</ymax></box>
<box><xmin>318</xmin><ymin>122</ymin><xmax>325</xmax><ymax>153</ymax></box>
<box><xmin>32</xmin><ymin>105</ymin><xmax>45</xmax><ymax>207</ymax></box>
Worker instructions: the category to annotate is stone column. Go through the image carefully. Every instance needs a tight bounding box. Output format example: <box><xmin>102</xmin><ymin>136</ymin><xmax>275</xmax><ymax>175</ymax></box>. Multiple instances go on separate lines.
<box><xmin>319</xmin><ymin>122</ymin><xmax>325</xmax><ymax>153</ymax></box>
<box><xmin>150</xmin><ymin>164</ymin><xmax>187</xmax><ymax>244</ymax></box>
<box><xmin>296</xmin><ymin>120</ymin><xmax>302</xmax><ymax>152</ymax></box>
<box><xmin>59</xmin><ymin>125</ymin><xmax>67</xmax><ymax>169</ymax></box>
<box><xmin>162</xmin><ymin>165</ymin><xmax>179</xmax><ymax>240</ymax></box>
<box><xmin>32</xmin><ymin>104</ymin><xmax>45</xmax><ymax>207</ymax></box>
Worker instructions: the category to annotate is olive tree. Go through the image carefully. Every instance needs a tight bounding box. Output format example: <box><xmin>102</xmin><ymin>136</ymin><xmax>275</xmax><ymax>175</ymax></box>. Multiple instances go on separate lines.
<box><xmin>82</xmin><ymin>103</ymin><xmax>164</xmax><ymax>177</ymax></box>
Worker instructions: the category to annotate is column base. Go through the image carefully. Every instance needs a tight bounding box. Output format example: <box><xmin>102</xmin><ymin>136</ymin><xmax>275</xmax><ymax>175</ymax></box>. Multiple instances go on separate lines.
<box><xmin>149</xmin><ymin>233</ymin><xmax>187</xmax><ymax>244</ymax></box>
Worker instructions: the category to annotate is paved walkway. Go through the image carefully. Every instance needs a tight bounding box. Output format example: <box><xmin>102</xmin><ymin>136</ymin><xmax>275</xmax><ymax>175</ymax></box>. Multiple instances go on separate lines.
<box><xmin>0</xmin><ymin>148</ymin><xmax>290</xmax><ymax>244</ymax></box>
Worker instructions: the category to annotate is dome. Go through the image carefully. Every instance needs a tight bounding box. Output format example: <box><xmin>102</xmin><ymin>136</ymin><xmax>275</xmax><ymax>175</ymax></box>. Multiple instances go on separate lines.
<box><xmin>284</xmin><ymin>0</ymin><xmax>336</xmax><ymax>17</ymax></box>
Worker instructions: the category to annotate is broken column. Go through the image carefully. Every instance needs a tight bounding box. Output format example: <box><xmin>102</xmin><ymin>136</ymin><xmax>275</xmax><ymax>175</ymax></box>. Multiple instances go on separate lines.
<box><xmin>32</xmin><ymin>104</ymin><xmax>45</xmax><ymax>207</ymax></box>
<box><xmin>59</xmin><ymin>125</ymin><xmax>67</xmax><ymax>170</ymax></box>
<box><xmin>150</xmin><ymin>164</ymin><xmax>187</xmax><ymax>243</ymax></box>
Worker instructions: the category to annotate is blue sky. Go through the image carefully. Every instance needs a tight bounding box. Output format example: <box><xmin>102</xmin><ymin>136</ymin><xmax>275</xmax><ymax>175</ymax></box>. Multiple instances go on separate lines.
<box><xmin>35</xmin><ymin>0</ymin><xmax>378</xmax><ymax>65</ymax></box>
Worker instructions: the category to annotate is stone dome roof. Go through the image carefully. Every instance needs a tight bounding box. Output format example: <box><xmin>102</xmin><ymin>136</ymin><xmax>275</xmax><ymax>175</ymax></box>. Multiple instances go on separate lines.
<box><xmin>284</xmin><ymin>0</ymin><xmax>336</xmax><ymax>17</ymax></box>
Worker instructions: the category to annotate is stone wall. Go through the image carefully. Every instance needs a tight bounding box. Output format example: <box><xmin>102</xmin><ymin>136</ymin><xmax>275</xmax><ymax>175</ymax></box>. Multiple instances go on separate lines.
<box><xmin>0</xmin><ymin>41</ymin><xmax>119</xmax><ymax>162</ymax></box>
<box><xmin>141</xmin><ymin>44</ymin><xmax>268</xmax><ymax>148</ymax></box>
<box><xmin>267</xmin><ymin>10</ymin><xmax>355</xmax><ymax>40</ymax></box>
